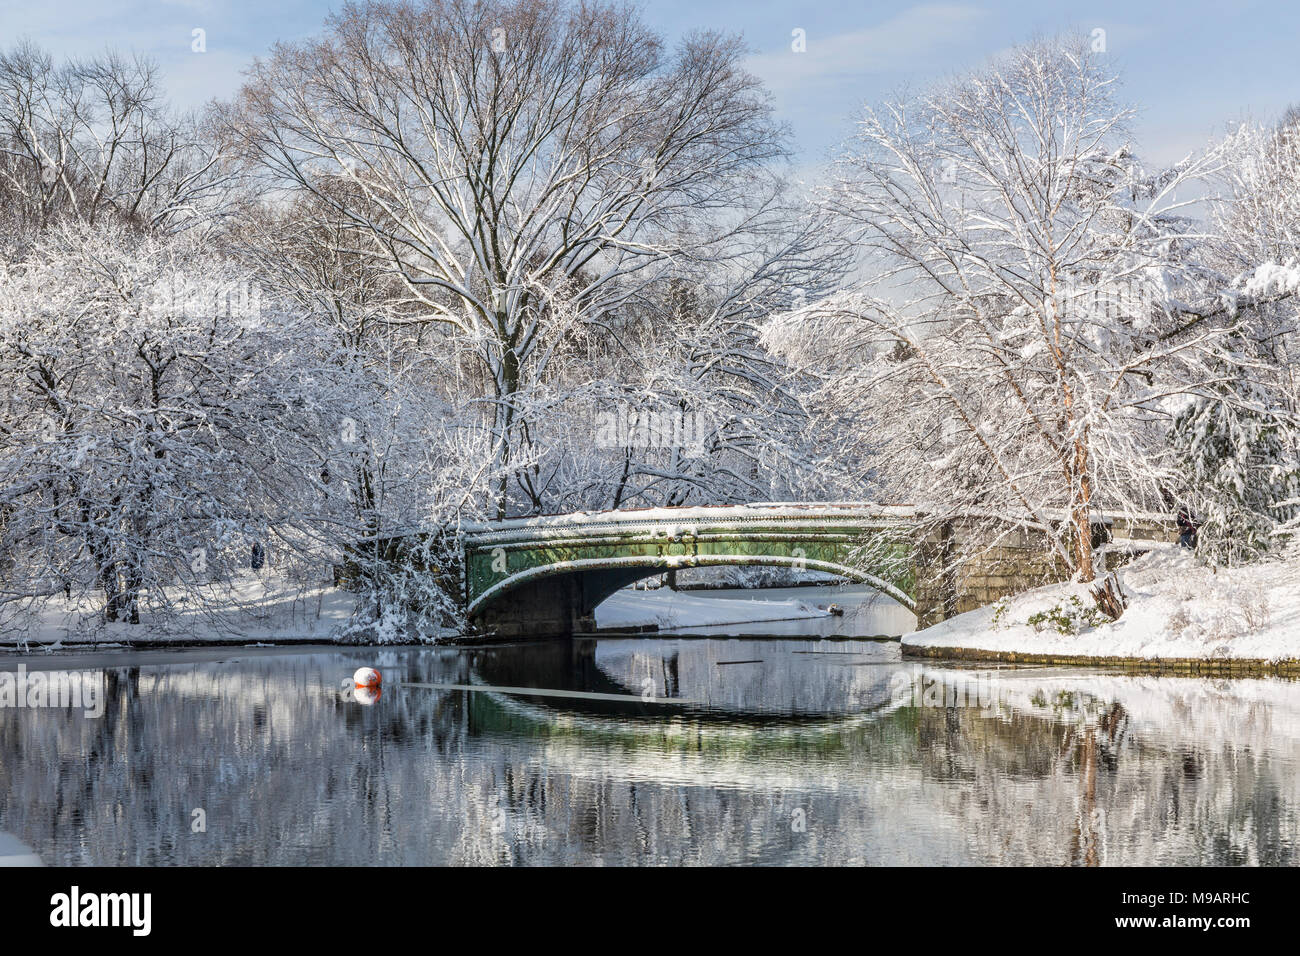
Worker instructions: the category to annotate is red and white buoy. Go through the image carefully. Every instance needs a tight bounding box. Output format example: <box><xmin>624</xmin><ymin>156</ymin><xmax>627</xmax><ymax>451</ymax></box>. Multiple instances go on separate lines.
<box><xmin>352</xmin><ymin>667</ymin><xmax>382</xmax><ymax>704</ymax></box>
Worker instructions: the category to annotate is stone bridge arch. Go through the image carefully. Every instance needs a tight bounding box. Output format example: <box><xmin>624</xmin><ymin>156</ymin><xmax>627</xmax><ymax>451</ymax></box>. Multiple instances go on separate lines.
<box><xmin>462</xmin><ymin>504</ymin><xmax>917</xmax><ymax>638</ymax></box>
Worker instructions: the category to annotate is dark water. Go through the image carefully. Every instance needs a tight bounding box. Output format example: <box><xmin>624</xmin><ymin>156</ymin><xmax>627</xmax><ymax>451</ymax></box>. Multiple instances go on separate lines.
<box><xmin>2</xmin><ymin>638</ymin><xmax>1299</xmax><ymax>865</ymax></box>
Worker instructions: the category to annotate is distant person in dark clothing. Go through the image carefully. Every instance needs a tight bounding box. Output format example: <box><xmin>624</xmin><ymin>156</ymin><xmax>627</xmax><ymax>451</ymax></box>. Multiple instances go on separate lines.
<box><xmin>1176</xmin><ymin>507</ymin><xmax>1199</xmax><ymax>549</ymax></box>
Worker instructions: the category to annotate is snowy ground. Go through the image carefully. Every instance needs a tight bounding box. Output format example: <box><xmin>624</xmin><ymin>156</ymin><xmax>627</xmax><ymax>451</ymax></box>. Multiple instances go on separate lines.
<box><xmin>0</xmin><ymin>573</ymin><xmax>357</xmax><ymax>649</ymax></box>
<box><xmin>594</xmin><ymin>588</ymin><xmax>829</xmax><ymax>630</ymax></box>
<box><xmin>904</xmin><ymin>546</ymin><xmax>1300</xmax><ymax>662</ymax></box>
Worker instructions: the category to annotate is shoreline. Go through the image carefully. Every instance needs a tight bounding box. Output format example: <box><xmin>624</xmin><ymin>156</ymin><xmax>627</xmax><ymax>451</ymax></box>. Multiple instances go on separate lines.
<box><xmin>1</xmin><ymin>626</ymin><xmax>903</xmax><ymax>653</ymax></box>
<box><xmin>902</xmin><ymin>641</ymin><xmax>1300</xmax><ymax>676</ymax></box>
<box><xmin>0</xmin><ymin>634</ymin><xmax>362</xmax><ymax>652</ymax></box>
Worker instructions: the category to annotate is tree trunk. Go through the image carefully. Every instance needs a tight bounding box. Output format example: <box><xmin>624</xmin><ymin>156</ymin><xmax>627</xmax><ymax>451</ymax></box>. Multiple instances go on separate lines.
<box><xmin>493</xmin><ymin>345</ymin><xmax>521</xmax><ymax>520</ymax></box>
<box><xmin>97</xmin><ymin>555</ymin><xmax>123</xmax><ymax>623</ymax></box>
<box><xmin>123</xmin><ymin>564</ymin><xmax>143</xmax><ymax>625</ymax></box>
<box><xmin>1072</xmin><ymin>432</ymin><xmax>1095</xmax><ymax>582</ymax></box>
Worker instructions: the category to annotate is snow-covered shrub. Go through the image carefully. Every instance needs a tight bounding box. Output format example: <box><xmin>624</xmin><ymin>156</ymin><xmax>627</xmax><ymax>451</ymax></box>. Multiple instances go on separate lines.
<box><xmin>336</xmin><ymin>533</ymin><xmax>466</xmax><ymax>643</ymax></box>
<box><xmin>990</xmin><ymin>598</ymin><xmax>1011</xmax><ymax>629</ymax></box>
<box><xmin>1026</xmin><ymin>596</ymin><xmax>1109</xmax><ymax>636</ymax></box>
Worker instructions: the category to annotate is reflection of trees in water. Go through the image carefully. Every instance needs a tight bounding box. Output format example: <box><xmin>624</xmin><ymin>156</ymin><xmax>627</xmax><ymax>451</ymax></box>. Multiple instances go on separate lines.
<box><xmin>910</xmin><ymin>678</ymin><xmax>1300</xmax><ymax>865</ymax></box>
<box><xmin>2</xmin><ymin>651</ymin><xmax>1299</xmax><ymax>864</ymax></box>
<box><xmin>1</xmin><ymin>652</ymin><xmax>483</xmax><ymax>864</ymax></box>
<box><xmin>916</xmin><ymin>696</ymin><xmax>1128</xmax><ymax>865</ymax></box>
<box><xmin>0</xmin><ymin>650</ymin><xmax>951</xmax><ymax>864</ymax></box>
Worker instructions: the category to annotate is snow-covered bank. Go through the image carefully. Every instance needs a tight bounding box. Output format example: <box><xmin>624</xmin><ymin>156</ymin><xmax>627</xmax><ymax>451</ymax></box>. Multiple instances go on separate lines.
<box><xmin>594</xmin><ymin>588</ymin><xmax>830</xmax><ymax>631</ymax></box>
<box><xmin>903</xmin><ymin>547</ymin><xmax>1300</xmax><ymax>664</ymax></box>
<box><xmin>1</xmin><ymin>574</ymin><xmax>358</xmax><ymax>649</ymax></box>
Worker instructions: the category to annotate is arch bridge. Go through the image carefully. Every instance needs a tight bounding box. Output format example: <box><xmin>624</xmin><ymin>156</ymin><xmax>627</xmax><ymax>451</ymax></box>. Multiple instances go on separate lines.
<box><xmin>465</xmin><ymin>503</ymin><xmax>907</xmax><ymax>638</ymax></box>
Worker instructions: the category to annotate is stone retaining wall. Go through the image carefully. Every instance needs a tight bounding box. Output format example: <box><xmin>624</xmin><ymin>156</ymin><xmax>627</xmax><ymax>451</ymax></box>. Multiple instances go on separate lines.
<box><xmin>912</xmin><ymin>516</ymin><xmax>1177</xmax><ymax>628</ymax></box>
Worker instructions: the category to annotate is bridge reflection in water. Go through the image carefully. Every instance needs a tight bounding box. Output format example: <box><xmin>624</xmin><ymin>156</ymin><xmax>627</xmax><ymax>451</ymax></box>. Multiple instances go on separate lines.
<box><xmin>462</xmin><ymin>637</ymin><xmax>907</xmax><ymax>722</ymax></box>
<box><xmin>3</xmin><ymin>639</ymin><xmax>1298</xmax><ymax>865</ymax></box>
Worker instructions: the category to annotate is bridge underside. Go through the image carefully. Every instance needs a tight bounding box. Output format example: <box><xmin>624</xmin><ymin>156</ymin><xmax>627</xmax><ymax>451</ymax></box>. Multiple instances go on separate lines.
<box><xmin>470</xmin><ymin>558</ymin><xmax>911</xmax><ymax>638</ymax></box>
<box><xmin>471</xmin><ymin>566</ymin><xmax>643</xmax><ymax>639</ymax></box>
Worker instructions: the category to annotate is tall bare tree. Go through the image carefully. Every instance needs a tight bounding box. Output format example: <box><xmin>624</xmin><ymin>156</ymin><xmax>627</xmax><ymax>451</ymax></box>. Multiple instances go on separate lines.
<box><xmin>218</xmin><ymin>0</ymin><xmax>784</xmax><ymax>516</ymax></box>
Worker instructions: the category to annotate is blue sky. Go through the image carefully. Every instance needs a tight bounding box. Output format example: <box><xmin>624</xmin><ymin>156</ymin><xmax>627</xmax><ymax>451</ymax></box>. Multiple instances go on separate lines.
<box><xmin>3</xmin><ymin>0</ymin><xmax>1298</xmax><ymax>173</ymax></box>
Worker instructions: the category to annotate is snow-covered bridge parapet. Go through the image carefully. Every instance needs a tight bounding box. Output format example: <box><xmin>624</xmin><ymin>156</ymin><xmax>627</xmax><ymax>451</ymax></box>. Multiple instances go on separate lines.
<box><xmin>460</xmin><ymin>503</ymin><xmax>918</xmax><ymax>638</ymax></box>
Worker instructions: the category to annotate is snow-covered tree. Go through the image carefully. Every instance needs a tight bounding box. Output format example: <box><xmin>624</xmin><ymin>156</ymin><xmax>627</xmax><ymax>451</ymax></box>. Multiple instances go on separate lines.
<box><xmin>1176</xmin><ymin>111</ymin><xmax>1300</xmax><ymax>559</ymax></box>
<box><xmin>216</xmin><ymin>0</ymin><xmax>785</xmax><ymax>516</ymax></box>
<box><xmin>765</xmin><ymin>34</ymin><xmax>1247</xmax><ymax>583</ymax></box>
<box><xmin>0</xmin><ymin>223</ymin><xmax>355</xmax><ymax>624</ymax></box>
<box><xmin>1168</xmin><ymin>393</ymin><xmax>1298</xmax><ymax>566</ymax></box>
<box><xmin>0</xmin><ymin>42</ymin><xmax>227</xmax><ymax>240</ymax></box>
<box><xmin>527</xmin><ymin>187</ymin><xmax>850</xmax><ymax>511</ymax></box>
<box><xmin>226</xmin><ymin>186</ymin><xmax>511</xmax><ymax>636</ymax></box>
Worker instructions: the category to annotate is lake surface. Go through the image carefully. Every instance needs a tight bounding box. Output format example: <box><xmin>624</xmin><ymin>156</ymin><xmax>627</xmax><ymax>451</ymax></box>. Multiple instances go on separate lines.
<box><xmin>4</xmin><ymin>629</ymin><xmax>1300</xmax><ymax>865</ymax></box>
